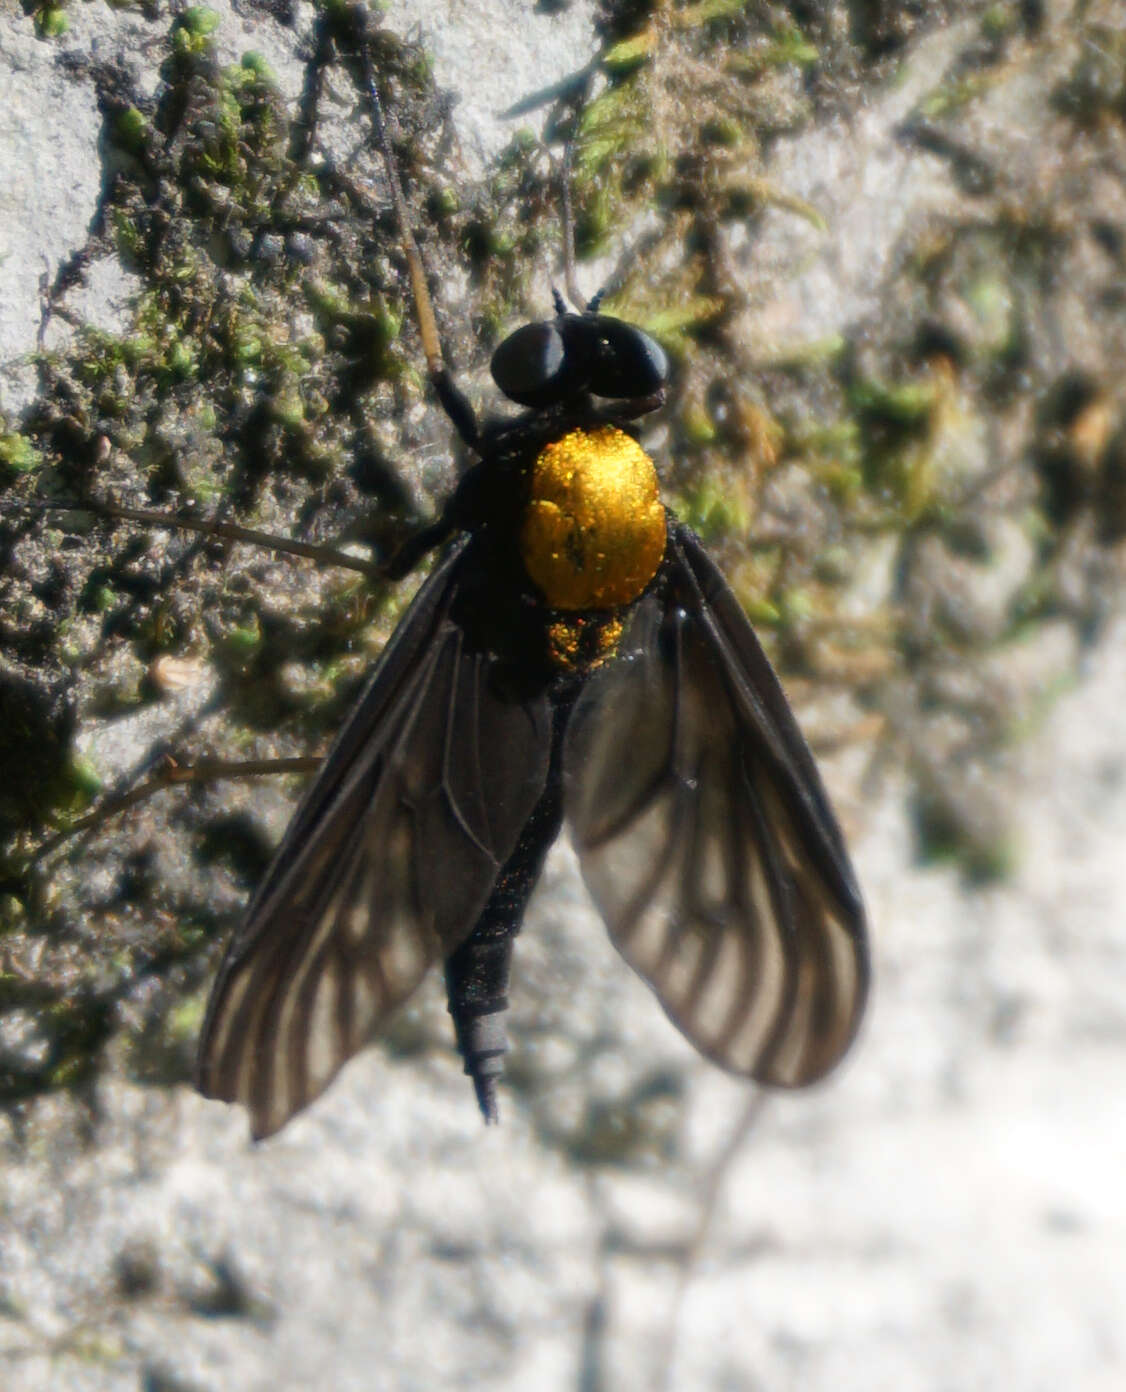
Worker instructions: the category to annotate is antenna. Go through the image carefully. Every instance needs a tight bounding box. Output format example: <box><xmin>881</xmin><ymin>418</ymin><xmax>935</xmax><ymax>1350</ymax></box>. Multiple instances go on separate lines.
<box><xmin>559</xmin><ymin>131</ymin><xmax>586</xmax><ymax>312</ymax></box>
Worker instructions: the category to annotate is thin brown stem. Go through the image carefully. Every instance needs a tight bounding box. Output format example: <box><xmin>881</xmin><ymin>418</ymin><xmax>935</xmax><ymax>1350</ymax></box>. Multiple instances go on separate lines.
<box><xmin>361</xmin><ymin>56</ymin><xmax>444</xmax><ymax>377</ymax></box>
<box><xmin>653</xmin><ymin>1091</ymin><xmax>769</xmax><ymax>1392</ymax></box>
<box><xmin>28</xmin><ymin>756</ymin><xmax>322</xmax><ymax>869</ymax></box>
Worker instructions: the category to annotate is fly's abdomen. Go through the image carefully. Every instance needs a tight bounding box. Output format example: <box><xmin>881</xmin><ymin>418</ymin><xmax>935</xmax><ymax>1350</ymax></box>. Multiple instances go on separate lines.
<box><xmin>520</xmin><ymin>425</ymin><xmax>667</xmax><ymax>611</ymax></box>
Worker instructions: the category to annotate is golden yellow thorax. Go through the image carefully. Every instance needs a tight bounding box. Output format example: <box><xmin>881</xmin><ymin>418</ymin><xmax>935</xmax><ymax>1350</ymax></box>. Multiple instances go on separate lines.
<box><xmin>519</xmin><ymin>425</ymin><xmax>667</xmax><ymax>611</ymax></box>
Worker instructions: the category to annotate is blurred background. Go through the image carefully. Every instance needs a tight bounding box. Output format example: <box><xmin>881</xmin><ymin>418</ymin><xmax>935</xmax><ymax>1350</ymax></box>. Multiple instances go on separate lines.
<box><xmin>2</xmin><ymin>0</ymin><xmax>1125</xmax><ymax>1387</ymax></box>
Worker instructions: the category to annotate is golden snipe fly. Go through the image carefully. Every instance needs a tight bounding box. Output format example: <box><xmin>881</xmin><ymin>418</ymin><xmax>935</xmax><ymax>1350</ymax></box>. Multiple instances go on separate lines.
<box><xmin>196</xmin><ymin>14</ymin><xmax>869</xmax><ymax>1138</ymax></box>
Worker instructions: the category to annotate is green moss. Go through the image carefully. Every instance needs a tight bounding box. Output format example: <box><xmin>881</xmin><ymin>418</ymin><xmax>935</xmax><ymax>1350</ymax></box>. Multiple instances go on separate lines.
<box><xmin>65</xmin><ymin>757</ymin><xmax>103</xmax><ymax>804</ymax></box>
<box><xmin>36</xmin><ymin>4</ymin><xmax>69</xmax><ymax>39</ymax></box>
<box><xmin>113</xmin><ymin>106</ymin><xmax>148</xmax><ymax>154</ymax></box>
<box><xmin>239</xmin><ymin>51</ymin><xmax>277</xmax><ymax>84</ymax></box>
<box><xmin>164</xmin><ymin>991</ymin><xmax>207</xmax><ymax>1047</ymax></box>
<box><xmin>0</xmin><ymin>431</ymin><xmax>40</xmax><ymax>478</ymax></box>
<box><xmin>602</xmin><ymin>30</ymin><xmax>654</xmax><ymax>72</ymax></box>
<box><xmin>980</xmin><ymin>4</ymin><xmax>1017</xmax><ymax>41</ymax></box>
<box><xmin>848</xmin><ymin>375</ymin><xmax>938</xmax><ymax>428</ymax></box>
<box><xmin>221</xmin><ymin>618</ymin><xmax>264</xmax><ymax>659</ymax></box>
<box><xmin>763</xmin><ymin>22</ymin><xmax>819</xmax><ymax>69</ymax></box>
<box><xmin>741</xmin><ymin>596</ymin><xmax>782</xmax><ymax>626</ymax></box>
<box><xmin>173</xmin><ymin>6</ymin><xmax>221</xmax><ymax>60</ymax></box>
<box><xmin>675</xmin><ymin>479</ymin><xmax>750</xmax><ymax>541</ymax></box>
<box><xmin>758</xmin><ymin>333</ymin><xmax>846</xmax><ymax>370</ymax></box>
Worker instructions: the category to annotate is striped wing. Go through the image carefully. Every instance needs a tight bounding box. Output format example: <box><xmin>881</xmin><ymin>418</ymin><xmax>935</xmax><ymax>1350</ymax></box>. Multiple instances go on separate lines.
<box><xmin>564</xmin><ymin>523</ymin><xmax>867</xmax><ymax>1087</ymax></box>
<box><xmin>197</xmin><ymin>545</ymin><xmax>553</xmax><ymax>1137</ymax></box>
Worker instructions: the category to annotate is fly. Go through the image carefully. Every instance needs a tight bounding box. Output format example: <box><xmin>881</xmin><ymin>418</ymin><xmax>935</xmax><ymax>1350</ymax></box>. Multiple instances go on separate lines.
<box><xmin>195</xmin><ymin>14</ymin><xmax>869</xmax><ymax>1138</ymax></box>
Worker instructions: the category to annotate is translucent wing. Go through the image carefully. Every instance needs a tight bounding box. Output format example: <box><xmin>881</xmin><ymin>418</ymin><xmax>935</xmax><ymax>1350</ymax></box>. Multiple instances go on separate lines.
<box><xmin>197</xmin><ymin>544</ymin><xmax>553</xmax><ymax>1137</ymax></box>
<box><xmin>565</xmin><ymin>524</ymin><xmax>868</xmax><ymax>1087</ymax></box>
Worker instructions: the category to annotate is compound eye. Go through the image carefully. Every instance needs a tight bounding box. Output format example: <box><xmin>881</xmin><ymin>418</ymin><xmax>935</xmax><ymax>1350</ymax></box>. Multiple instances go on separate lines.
<box><xmin>490</xmin><ymin>321</ymin><xmax>573</xmax><ymax>407</ymax></box>
<box><xmin>586</xmin><ymin>317</ymin><xmax>669</xmax><ymax>400</ymax></box>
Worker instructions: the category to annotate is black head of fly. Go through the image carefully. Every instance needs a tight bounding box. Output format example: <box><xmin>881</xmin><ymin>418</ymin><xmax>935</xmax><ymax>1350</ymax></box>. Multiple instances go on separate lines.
<box><xmin>489</xmin><ymin>290</ymin><xmax>669</xmax><ymax>415</ymax></box>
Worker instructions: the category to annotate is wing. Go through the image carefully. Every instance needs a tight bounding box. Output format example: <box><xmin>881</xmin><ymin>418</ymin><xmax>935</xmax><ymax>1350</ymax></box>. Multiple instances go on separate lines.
<box><xmin>564</xmin><ymin>523</ymin><xmax>868</xmax><ymax>1088</ymax></box>
<box><xmin>197</xmin><ymin>542</ymin><xmax>553</xmax><ymax>1137</ymax></box>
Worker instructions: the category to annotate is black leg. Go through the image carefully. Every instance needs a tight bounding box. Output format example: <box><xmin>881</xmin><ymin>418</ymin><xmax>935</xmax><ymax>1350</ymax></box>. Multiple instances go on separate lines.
<box><xmin>431</xmin><ymin>367</ymin><xmax>481</xmax><ymax>451</ymax></box>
